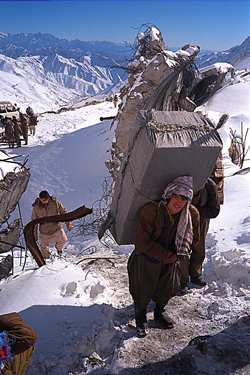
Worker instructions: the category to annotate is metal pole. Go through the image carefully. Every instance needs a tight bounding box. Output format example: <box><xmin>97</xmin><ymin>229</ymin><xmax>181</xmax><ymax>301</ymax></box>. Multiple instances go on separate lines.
<box><xmin>17</xmin><ymin>202</ymin><xmax>27</xmax><ymax>268</ymax></box>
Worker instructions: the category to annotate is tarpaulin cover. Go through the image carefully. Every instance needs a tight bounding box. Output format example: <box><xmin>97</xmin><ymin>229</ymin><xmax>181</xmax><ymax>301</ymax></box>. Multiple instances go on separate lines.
<box><xmin>110</xmin><ymin>110</ymin><xmax>223</xmax><ymax>244</ymax></box>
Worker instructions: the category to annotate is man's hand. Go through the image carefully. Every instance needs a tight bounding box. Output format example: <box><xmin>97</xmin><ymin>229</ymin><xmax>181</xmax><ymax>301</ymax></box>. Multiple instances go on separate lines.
<box><xmin>66</xmin><ymin>223</ymin><xmax>73</xmax><ymax>231</ymax></box>
<box><xmin>163</xmin><ymin>252</ymin><xmax>177</xmax><ymax>264</ymax></box>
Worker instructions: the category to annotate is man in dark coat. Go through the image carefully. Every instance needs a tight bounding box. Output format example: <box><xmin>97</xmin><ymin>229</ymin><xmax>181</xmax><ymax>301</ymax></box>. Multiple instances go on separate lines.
<box><xmin>12</xmin><ymin>117</ymin><xmax>21</xmax><ymax>148</ymax></box>
<box><xmin>113</xmin><ymin>94</ymin><xmax>118</xmax><ymax>108</ymax></box>
<box><xmin>190</xmin><ymin>178</ymin><xmax>220</xmax><ymax>286</ymax></box>
<box><xmin>128</xmin><ymin>176</ymin><xmax>199</xmax><ymax>337</ymax></box>
<box><xmin>0</xmin><ymin>312</ymin><xmax>37</xmax><ymax>375</ymax></box>
<box><xmin>4</xmin><ymin>119</ymin><xmax>14</xmax><ymax>148</ymax></box>
<box><xmin>28</xmin><ymin>116</ymin><xmax>37</xmax><ymax>136</ymax></box>
<box><xmin>19</xmin><ymin>113</ymin><xmax>28</xmax><ymax>145</ymax></box>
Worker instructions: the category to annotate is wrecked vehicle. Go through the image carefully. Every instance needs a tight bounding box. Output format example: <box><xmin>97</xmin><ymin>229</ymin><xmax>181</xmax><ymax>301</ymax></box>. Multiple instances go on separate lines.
<box><xmin>0</xmin><ymin>150</ymin><xmax>30</xmax><ymax>280</ymax></box>
<box><xmin>101</xmin><ymin>25</ymin><xmax>228</xmax><ymax>244</ymax></box>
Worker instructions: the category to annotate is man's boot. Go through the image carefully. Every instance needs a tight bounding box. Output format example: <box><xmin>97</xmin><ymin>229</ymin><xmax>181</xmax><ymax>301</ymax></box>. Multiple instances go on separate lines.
<box><xmin>190</xmin><ymin>276</ymin><xmax>207</xmax><ymax>288</ymax></box>
<box><xmin>154</xmin><ymin>304</ymin><xmax>174</xmax><ymax>329</ymax></box>
<box><xmin>135</xmin><ymin>308</ymin><xmax>148</xmax><ymax>338</ymax></box>
<box><xmin>176</xmin><ymin>283</ymin><xmax>189</xmax><ymax>296</ymax></box>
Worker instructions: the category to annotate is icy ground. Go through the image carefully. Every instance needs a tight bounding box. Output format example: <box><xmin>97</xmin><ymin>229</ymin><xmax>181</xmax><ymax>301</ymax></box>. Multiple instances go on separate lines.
<box><xmin>0</xmin><ymin>74</ymin><xmax>250</xmax><ymax>374</ymax></box>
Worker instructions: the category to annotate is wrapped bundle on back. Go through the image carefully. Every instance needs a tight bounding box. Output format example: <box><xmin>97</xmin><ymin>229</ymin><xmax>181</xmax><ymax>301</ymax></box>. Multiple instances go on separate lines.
<box><xmin>110</xmin><ymin>110</ymin><xmax>223</xmax><ymax>245</ymax></box>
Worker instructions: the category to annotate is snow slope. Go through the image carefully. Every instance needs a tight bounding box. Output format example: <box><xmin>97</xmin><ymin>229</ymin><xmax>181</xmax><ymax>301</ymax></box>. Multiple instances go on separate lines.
<box><xmin>0</xmin><ymin>54</ymin><xmax>82</xmax><ymax>112</ymax></box>
<box><xmin>0</xmin><ymin>257</ymin><xmax>125</xmax><ymax>375</ymax></box>
<box><xmin>198</xmin><ymin>74</ymin><xmax>250</xmax><ymax>287</ymax></box>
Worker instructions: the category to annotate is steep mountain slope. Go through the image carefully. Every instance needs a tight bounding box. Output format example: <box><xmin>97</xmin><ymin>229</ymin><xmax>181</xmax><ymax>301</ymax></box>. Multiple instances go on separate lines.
<box><xmin>0</xmin><ymin>32</ymin><xmax>129</xmax><ymax>110</ymax></box>
<box><xmin>41</xmin><ymin>53</ymin><xmax>125</xmax><ymax>93</ymax></box>
<box><xmin>197</xmin><ymin>36</ymin><xmax>250</xmax><ymax>68</ymax></box>
<box><xmin>0</xmin><ymin>32</ymin><xmax>249</xmax><ymax>113</ymax></box>
<box><xmin>0</xmin><ymin>54</ymin><xmax>80</xmax><ymax>111</ymax></box>
<box><xmin>0</xmin><ymin>53</ymin><xmax>125</xmax><ymax>111</ymax></box>
<box><xmin>0</xmin><ymin>32</ymin><xmax>131</xmax><ymax>65</ymax></box>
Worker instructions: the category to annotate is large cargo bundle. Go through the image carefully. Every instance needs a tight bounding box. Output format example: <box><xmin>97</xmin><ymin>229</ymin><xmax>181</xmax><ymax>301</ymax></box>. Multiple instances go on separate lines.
<box><xmin>110</xmin><ymin>110</ymin><xmax>223</xmax><ymax>245</ymax></box>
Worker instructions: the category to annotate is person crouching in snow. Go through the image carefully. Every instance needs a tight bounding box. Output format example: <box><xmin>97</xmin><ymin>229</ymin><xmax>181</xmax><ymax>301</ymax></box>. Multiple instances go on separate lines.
<box><xmin>0</xmin><ymin>312</ymin><xmax>37</xmax><ymax>375</ymax></box>
<box><xmin>128</xmin><ymin>176</ymin><xmax>199</xmax><ymax>337</ymax></box>
<box><xmin>31</xmin><ymin>190</ymin><xmax>73</xmax><ymax>259</ymax></box>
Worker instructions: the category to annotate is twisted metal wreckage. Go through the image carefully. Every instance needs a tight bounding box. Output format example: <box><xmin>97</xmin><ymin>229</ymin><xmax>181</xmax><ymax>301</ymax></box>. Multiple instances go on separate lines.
<box><xmin>106</xmin><ymin>25</ymin><xmax>233</xmax><ymax>177</ymax></box>
<box><xmin>0</xmin><ymin>150</ymin><xmax>30</xmax><ymax>279</ymax></box>
<box><xmin>100</xmin><ymin>25</ymin><xmax>232</xmax><ymax>243</ymax></box>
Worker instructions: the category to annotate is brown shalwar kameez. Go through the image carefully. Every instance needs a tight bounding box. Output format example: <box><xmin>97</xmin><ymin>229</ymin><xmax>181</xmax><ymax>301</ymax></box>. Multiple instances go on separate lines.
<box><xmin>128</xmin><ymin>202</ymin><xmax>180</xmax><ymax>323</ymax></box>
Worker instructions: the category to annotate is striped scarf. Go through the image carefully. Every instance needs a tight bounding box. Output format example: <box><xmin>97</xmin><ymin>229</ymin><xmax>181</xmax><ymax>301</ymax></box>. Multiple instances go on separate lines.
<box><xmin>162</xmin><ymin>176</ymin><xmax>193</xmax><ymax>256</ymax></box>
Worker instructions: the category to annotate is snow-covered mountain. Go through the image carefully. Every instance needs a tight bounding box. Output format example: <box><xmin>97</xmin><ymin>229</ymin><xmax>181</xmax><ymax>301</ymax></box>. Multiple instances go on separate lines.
<box><xmin>41</xmin><ymin>53</ymin><xmax>125</xmax><ymax>94</ymax></box>
<box><xmin>0</xmin><ymin>31</ymin><xmax>249</xmax><ymax>113</ymax></box>
<box><xmin>0</xmin><ymin>32</ymin><xmax>131</xmax><ymax>64</ymax></box>
<box><xmin>0</xmin><ymin>52</ymin><xmax>126</xmax><ymax>111</ymax></box>
<box><xmin>0</xmin><ymin>32</ymin><xmax>129</xmax><ymax>111</ymax></box>
<box><xmin>0</xmin><ymin>54</ymin><xmax>79</xmax><ymax>112</ymax></box>
<box><xmin>197</xmin><ymin>36</ymin><xmax>250</xmax><ymax>69</ymax></box>
<box><xmin>0</xmin><ymin>32</ymin><xmax>129</xmax><ymax>93</ymax></box>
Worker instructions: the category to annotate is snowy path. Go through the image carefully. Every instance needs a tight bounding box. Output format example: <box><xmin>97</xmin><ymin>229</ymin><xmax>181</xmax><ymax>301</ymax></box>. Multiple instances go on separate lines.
<box><xmin>14</xmin><ymin>101</ymin><xmax>117</xmax><ymax>222</ymax></box>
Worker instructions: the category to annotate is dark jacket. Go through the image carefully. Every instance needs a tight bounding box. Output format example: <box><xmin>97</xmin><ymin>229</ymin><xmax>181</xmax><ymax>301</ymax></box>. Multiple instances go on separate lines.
<box><xmin>0</xmin><ymin>313</ymin><xmax>37</xmax><ymax>355</ymax></box>
<box><xmin>4</xmin><ymin>120</ymin><xmax>14</xmax><ymax>139</ymax></box>
<box><xmin>211</xmin><ymin>154</ymin><xmax>224</xmax><ymax>205</ymax></box>
<box><xmin>134</xmin><ymin>202</ymin><xmax>200</xmax><ymax>263</ymax></box>
<box><xmin>192</xmin><ymin>178</ymin><xmax>220</xmax><ymax>219</ymax></box>
<box><xmin>19</xmin><ymin>114</ymin><xmax>28</xmax><ymax>132</ymax></box>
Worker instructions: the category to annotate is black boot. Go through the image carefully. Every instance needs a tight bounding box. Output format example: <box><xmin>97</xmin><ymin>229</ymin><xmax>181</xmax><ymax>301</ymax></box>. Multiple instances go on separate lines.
<box><xmin>135</xmin><ymin>309</ymin><xmax>148</xmax><ymax>338</ymax></box>
<box><xmin>190</xmin><ymin>277</ymin><xmax>207</xmax><ymax>288</ymax></box>
<box><xmin>154</xmin><ymin>304</ymin><xmax>174</xmax><ymax>329</ymax></box>
<box><xmin>176</xmin><ymin>285</ymin><xmax>189</xmax><ymax>296</ymax></box>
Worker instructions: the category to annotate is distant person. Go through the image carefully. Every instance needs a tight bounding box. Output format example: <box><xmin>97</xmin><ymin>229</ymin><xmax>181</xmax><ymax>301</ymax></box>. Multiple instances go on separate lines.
<box><xmin>113</xmin><ymin>94</ymin><xmax>118</xmax><ymax>108</ymax></box>
<box><xmin>4</xmin><ymin>119</ymin><xmax>15</xmax><ymax>149</ymax></box>
<box><xmin>28</xmin><ymin>115</ymin><xmax>37</xmax><ymax>136</ymax></box>
<box><xmin>19</xmin><ymin>113</ymin><xmax>29</xmax><ymax>145</ymax></box>
<box><xmin>25</xmin><ymin>106</ymin><xmax>35</xmax><ymax>118</ymax></box>
<box><xmin>0</xmin><ymin>312</ymin><xmax>37</xmax><ymax>375</ymax></box>
<box><xmin>26</xmin><ymin>107</ymin><xmax>37</xmax><ymax>136</ymax></box>
<box><xmin>31</xmin><ymin>191</ymin><xmax>73</xmax><ymax>259</ymax></box>
<box><xmin>12</xmin><ymin>117</ymin><xmax>22</xmax><ymax>148</ymax></box>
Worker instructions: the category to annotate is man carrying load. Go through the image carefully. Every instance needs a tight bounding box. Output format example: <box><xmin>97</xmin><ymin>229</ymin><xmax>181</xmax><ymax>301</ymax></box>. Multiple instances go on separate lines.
<box><xmin>128</xmin><ymin>176</ymin><xmax>199</xmax><ymax>337</ymax></box>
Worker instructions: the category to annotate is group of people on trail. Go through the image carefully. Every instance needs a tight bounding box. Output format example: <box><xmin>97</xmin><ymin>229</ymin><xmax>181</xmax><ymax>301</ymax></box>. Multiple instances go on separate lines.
<box><xmin>0</xmin><ymin>106</ymin><xmax>37</xmax><ymax>148</ymax></box>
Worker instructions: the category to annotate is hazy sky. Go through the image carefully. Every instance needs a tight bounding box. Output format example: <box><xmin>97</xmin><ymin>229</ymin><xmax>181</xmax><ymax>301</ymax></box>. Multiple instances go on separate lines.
<box><xmin>0</xmin><ymin>0</ymin><xmax>249</xmax><ymax>50</ymax></box>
